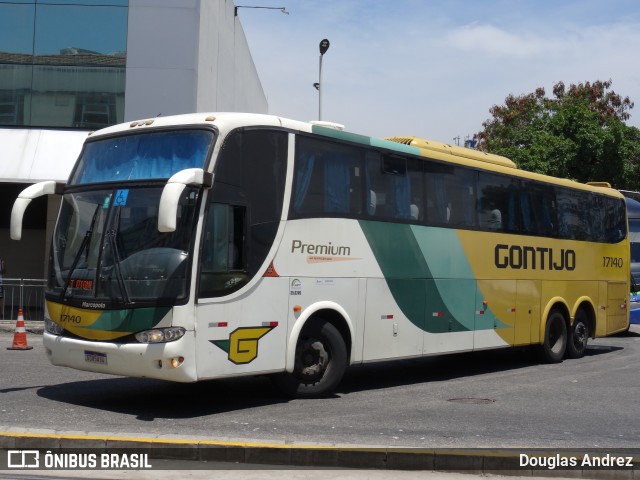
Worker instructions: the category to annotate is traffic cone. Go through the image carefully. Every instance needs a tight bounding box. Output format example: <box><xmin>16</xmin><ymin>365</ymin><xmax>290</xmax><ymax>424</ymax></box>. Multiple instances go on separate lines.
<box><xmin>7</xmin><ymin>308</ymin><xmax>33</xmax><ymax>351</ymax></box>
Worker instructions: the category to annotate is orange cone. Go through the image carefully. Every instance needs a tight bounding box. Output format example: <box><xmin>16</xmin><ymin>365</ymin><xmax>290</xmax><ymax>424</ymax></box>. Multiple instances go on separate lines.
<box><xmin>7</xmin><ymin>308</ymin><xmax>33</xmax><ymax>351</ymax></box>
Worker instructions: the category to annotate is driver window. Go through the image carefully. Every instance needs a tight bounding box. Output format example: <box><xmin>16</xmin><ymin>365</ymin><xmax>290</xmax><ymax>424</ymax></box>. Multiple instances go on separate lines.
<box><xmin>199</xmin><ymin>203</ymin><xmax>247</xmax><ymax>297</ymax></box>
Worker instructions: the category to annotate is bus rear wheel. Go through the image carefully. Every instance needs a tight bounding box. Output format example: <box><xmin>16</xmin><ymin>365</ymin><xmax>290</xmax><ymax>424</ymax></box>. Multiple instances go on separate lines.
<box><xmin>273</xmin><ymin>319</ymin><xmax>347</xmax><ymax>398</ymax></box>
<box><xmin>565</xmin><ymin>309</ymin><xmax>589</xmax><ymax>359</ymax></box>
<box><xmin>538</xmin><ymin>309</ymin><xmax>567</xmax><ymax>363</ymax></box>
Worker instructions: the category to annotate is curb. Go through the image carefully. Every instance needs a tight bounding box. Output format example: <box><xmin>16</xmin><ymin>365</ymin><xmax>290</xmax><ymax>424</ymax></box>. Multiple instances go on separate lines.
<box><xmin>1</xmin><ymin>432</ymin><xmax>639</xmax><ymax>476</ymax></box>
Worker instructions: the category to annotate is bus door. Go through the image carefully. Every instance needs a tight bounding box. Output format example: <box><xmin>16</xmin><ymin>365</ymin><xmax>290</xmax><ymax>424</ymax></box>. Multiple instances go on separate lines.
<box><xmin>194</xmin><ymin>201</ymin><xmax>289</xmax><ymax>378</ymax></box>
<box><xmin>193</xmin><ymin>128</ymin><xmax>290</xmax><ymax>379</ymax></box>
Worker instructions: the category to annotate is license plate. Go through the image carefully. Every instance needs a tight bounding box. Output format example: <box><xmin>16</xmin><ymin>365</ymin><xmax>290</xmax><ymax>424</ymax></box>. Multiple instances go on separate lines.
<box><xmin>84</xmin><ymin>350</ymin><xmax>108</xmax><ymax>365</ymax></box>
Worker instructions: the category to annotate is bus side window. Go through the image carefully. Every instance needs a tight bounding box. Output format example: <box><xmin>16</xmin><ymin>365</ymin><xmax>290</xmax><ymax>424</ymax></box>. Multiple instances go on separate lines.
<box><xmin>425</xmin><ymin>163</ymin><xmax>449</xmax><ymax>225</ymax></box>
<box><xmin>425</xmin><ymin>162</ymin><xmax>475</xmax><ymax>228</ymax></box>
<box><xmin>604</xmin><ymin>197</ymin><xmax>626</xmax><ymax>243</ymax></box>
<box><xmin>590</xmin><ymin>195</ymin><xmax>606</xmax><ymax>242</ymax></box>
<box><xmin>384</xmin><ymin>154</ymin><xmax>411</xmax><ymax>219</ymax></box>
<box><xmin>292</xmin><ymin>136</ymin><xmax>362</xmax><ymax>217</ymax></box>
<box><xmin>477</xmin><ymin>171</ymin><xmax>516</xmax><ymax>232</ymax></box>
<box><xmin>522</xmin><ymin>183</ymin><xmax>556</xmax><ymax>237</ymax></box>
<box><xmin>365</xmin><ymin>153</ymin><xmax>412</xmax><ymax>220</ymax></box>
<box><xmin>556</xmin><ymin>188</ymin><xmax>590</xmax><ymax>240</ymax></box>
<box><xmin>409</xmin><ymin>158</ymin><xmax>424</xmax><ymax>222</ymax></box>
<box><xmin>324</xmin><ymin>151</ymin><xmax>361</xmax><ymax>214</ymax></box>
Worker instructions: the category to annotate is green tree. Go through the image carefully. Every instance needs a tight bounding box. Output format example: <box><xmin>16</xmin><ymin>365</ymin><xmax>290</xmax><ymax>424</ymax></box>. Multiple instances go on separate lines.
<box><xmin>478</xmin><ymin>80</ymin><xmax>639</xmax><ymax>189</ymax></box>
<box><xmin>620</xmin><ymin>123</ymin><xmax>640</xmax><ymax>191</ymax></box>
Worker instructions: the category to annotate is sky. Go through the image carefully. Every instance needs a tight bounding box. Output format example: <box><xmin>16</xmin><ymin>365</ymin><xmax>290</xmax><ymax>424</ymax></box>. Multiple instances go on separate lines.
<box><xmin>238</xmin><ymin>0</ymin><xmax>640</xmax><ymax>145</ymax></box>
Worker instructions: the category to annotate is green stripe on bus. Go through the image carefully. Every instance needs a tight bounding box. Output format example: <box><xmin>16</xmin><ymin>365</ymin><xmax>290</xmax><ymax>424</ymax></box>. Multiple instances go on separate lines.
<box><xmin>76</xmin><ymin>306</ymin><xmax>171</xmax><ymax>333</ymax></box>
<box><xmin>311</xmin><ymin>125</ymin><xmax>421</xmax><ymax>155</ymax></box>
<box><xmin>359</xmin><ymin>221</ymin><xmax>468</xmax><ymax>333</ymax></box>
<box><xmin>359</xmin><ymin>221</ymin><xmax>509</xmax><ymax>333</ymax></box>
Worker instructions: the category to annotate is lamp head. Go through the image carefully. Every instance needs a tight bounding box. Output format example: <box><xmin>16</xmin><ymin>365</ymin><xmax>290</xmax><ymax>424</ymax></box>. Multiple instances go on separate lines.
<box><xmin>319</xmin><ymin>39</ymin><xmax>330</xmax><ymax>55</ymax></box>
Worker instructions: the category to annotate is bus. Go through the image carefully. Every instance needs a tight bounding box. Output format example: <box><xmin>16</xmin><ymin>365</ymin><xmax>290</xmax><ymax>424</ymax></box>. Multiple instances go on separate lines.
<box><xmin>621</xmin><ymin>191</ymin><xmax>640</xmax><ymax>288</ymax></box>
<box><xmin>11</xmin><ymin>112</ymin><xmax>630</xmax><ymax>397</ymax></box>
<box><xmin>620</xmin><ymin>192</ymin><xmax>640</xmax><ymax>323</ymax></box>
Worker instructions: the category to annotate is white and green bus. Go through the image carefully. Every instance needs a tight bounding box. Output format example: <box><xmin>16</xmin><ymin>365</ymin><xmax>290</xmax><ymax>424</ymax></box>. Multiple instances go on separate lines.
<box><xmin>11</xmin><ymin>113</ymin><xmax>630</xmax><ymax>397</ymax></box>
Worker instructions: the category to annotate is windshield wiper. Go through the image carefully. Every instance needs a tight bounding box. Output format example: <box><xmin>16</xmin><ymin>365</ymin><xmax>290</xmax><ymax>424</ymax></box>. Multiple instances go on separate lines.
<box><xmin>60</xmin><ymin>205</ymin><xmax>101</xmax><ymax>301</ymax></box>
<box><xmin>106</xmin><ymin>208</ymin><xmax>132</xmax><ymax>305</ymax></box>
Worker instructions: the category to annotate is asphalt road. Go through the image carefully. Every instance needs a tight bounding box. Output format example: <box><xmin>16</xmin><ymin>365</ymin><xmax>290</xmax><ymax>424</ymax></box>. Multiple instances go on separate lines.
<box><xmin>0</xmin><ymin>327</ymin><xmax>639</xmax><ymax>450</ymax></box>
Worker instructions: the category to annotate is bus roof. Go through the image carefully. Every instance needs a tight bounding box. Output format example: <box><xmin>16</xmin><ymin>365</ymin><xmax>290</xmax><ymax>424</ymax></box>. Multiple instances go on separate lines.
<box><xmin>87</xmin><ymin>112</ymin><xmax>624</xmax><ymax>200</ymax></box>
<box><xmin>385</xmin><ymin>136</ymin><xmax>517</xmax><ymax>169</ymax></box>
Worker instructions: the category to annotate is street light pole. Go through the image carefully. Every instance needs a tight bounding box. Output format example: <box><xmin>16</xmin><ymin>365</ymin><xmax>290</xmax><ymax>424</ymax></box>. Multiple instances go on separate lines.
<box><xmin>317</xmin><ymin>39</ymin><xmax>330</xmax><ymax>120</ymax></box>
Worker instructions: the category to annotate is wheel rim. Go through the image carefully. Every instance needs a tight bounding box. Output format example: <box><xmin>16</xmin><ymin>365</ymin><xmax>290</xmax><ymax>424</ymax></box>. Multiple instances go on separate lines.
<box><xmin>573</xmin><ymin>322</ymin><xmax>587</xmax><ymax>350</ymax></box>
<box><xmin>294</xmin><ymin>338</ymin><xmax>329</xmax><ymax>383</ymax></box>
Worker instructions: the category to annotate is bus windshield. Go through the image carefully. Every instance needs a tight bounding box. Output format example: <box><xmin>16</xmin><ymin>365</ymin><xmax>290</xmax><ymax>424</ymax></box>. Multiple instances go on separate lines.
<box><xmin>70</xmin><ymin>129</ymin><xmax>213</xmax><ymax>184</ymax></box>
<box><xmin>49</xmin><ymin>186</ymin><xmax>200</xmax><ymax>306</ymax></box>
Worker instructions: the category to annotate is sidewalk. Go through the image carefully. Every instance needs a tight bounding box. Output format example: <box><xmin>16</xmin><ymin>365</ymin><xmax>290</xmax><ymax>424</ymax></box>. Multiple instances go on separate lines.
<box><xmin>3</xmin><ymin>430</ymin><xmax>637</xmax><ymax>477</ymax></box>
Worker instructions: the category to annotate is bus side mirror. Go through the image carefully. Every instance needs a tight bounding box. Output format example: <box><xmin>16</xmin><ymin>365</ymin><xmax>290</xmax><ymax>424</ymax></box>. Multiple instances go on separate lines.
<box><xmin>158</xmin><ymin>168</ymin><xmax>213</xmax><ymax>233</ymax></box>
<box><xmin>11</xmin><ymin>181</ymin><xmax>64</xmax><ymax>240</ymax></box>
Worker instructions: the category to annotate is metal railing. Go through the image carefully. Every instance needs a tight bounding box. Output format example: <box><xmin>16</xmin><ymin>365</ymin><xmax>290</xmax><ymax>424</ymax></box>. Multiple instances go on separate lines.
<box><xmin>1</xmin><ymin>278</ymin><xmax>47</xmax><ymax>321</ymax></box>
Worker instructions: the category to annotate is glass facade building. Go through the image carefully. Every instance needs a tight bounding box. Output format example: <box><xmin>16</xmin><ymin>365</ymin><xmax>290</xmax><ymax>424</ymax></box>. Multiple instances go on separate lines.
<box><xmin>0</xmin><ymin>0</ymin><xmax>267</xmax><ymax>301</ymax></box>
<box><xmin>0</xmin><ymin>0</ymin><xmax>128</xmax><ymax>129</ymax></box>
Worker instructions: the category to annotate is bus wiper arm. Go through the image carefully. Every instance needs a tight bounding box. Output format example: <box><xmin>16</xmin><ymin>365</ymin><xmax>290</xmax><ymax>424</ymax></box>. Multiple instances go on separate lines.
<box><xmin>60</xmin><ymin>205</ymin><xmax>101</xmax><ymax>300</ymax></box>
<box><xmin>106</xmin><ymin>228</ymin><xmax>132</xmax><ymax>305</ymax></box>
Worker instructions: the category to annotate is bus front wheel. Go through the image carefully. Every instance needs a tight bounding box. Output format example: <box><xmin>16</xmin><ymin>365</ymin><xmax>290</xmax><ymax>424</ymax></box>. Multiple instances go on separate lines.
<box><xmin>539</xmin><ymin>309</ymin><xmax>567</xmax><ymax>363</ymax></box>
<box><xmin>565</xmin><ymin>309</ymin><xmax>589</xmax><ymax>359</ymax></box>
<box><xmin>273</xmin><ymin>319</ymin><xmax>347</xmax><ymax>398</ymax></box>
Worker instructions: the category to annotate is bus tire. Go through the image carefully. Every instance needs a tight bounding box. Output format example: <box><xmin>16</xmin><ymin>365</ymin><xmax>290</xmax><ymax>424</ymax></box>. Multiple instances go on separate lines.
<box><xmin>538</xmin><ymin>309</ymin><xmax>567</xmax><ymax>363</ymax></box>
<box><xmin>565</xmin><ymin>309</ymin><xmax>589</xmax><ymax>359</ymax></box>
<box><xmin>273</xmin><ymin>319</ymin><xmax>347</xmax><ymax>398</ymax></box>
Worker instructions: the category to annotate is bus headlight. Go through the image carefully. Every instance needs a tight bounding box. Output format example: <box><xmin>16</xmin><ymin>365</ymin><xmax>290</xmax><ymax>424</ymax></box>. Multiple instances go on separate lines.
<box><xmin>135</xmin><ymin>327</ymin><xmax>186</xmax><ymax>344</ymax></box>
<box><xmin>45</xmin><ymin>318</ymin><xmax>65</xmax><ymax>335</ymax></box>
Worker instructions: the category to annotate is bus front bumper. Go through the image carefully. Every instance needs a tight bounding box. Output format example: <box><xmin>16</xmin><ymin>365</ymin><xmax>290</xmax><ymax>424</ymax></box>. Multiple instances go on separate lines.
<box><xmin>42</xmin><ymin>330</ymin><xmax>198</xmax><ymax>382</ymax></box>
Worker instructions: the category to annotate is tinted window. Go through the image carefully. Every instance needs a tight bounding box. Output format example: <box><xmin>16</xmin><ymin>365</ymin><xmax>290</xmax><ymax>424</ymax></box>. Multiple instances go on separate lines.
<box><xmin>520</xmin><ymin>181</ymin><xmax>557</xmax><ymax>237</ymax></box>
<box><xmin>201</xmin><ymin>129</ymin><xmax>288</xmax><ymax>298</ymax></box>
<box><xmin>603</xmin><ymin>196</ymin><xmax>626</xmax><ymax>243</ymax></box>
<box><xmin>408</xmin><ymin>158</ymin><xmax>424</xmax><ymax>221</ymax></box>
<box><xmin>366</xmin><ymin>152</ymin><xmax>415</xmax><ymax>220</ymax></box>
<box><xmin>556</xmin><ymin>188</ymin><xmax>592</xmax><ymax>241</ymax></box>
<box><xmin>291</xmin><ymin>136</ymin><xmax>362</xmax><ymax>217</ymax></box>
<box><xmin>216</xmin><ymin>129</ymin><xmax>288</xmax><ymax>224</ymax></box>
<box><xmin>477</xmin><ymin>172</ymin><xmax>520</xmax><ymax>233</ymax></box>
<box><xmin>424</xmin><ymin>162</ymin><xmax>476</xmax><ymax>228</ymax></box>
<box><xmin>288</xmin><ymin>134</ymin><xmax>625</xmax><ymax>244</ymax></box>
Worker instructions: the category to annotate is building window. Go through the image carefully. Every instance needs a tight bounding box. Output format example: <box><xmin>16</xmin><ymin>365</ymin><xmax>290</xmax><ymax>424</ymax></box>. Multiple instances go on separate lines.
<box><xmin>0</xmin><ymin>1</ymin><xmax>128</xmax><ymax>129</ymax></box>
<box><xmin>73</xmin><ymin>94</ymin><xmax>117</xmax><ymax>129</ymax></box>
<box><xmin>0</xmin><ymin>92</ymin><xmax>25</xmax><ymax>125</ymax></box>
